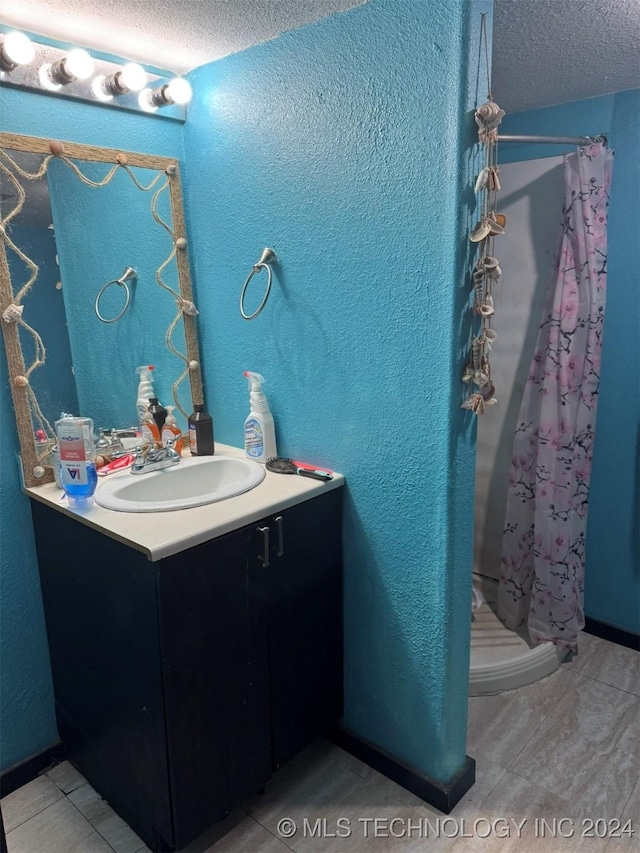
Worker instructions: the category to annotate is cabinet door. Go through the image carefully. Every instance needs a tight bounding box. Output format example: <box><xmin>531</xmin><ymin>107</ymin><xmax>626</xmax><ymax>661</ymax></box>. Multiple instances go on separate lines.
<box><xmin>158</xmin><ymin>526</ymin><xmax>271</xmax><ymax>849</ymax></box>
<box><xmin>265</xmin><ymin>490</ymin><xmax>343</xmax><ymax>767</ymax></box>
<box><xmin>30</xmin><ymin>501</ymin><xmax>173</xmax><ymax>851</ymax></box>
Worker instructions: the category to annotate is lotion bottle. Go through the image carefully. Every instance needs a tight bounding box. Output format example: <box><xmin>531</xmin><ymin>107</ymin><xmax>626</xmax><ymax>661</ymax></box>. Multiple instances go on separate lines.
<box><xmin>243</xmin><ymin>371</ymin><xmax>277</xmax><ymax>463</ymax></box>
<box><xmin>135</xmin><ymin>365</ymin><xmax>155</xmax><ymax>425</ymax></box>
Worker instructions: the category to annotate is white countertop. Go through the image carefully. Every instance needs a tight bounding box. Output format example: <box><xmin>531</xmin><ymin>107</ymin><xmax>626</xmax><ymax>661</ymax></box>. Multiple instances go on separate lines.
<box><xmin>25</xmin><ymin>444</ymin><xmax>344</xmax><ymax>561</ymax></box>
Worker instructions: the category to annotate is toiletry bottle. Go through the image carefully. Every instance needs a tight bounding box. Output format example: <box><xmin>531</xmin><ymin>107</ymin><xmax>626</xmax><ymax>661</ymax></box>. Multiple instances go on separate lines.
<box><xmin>135</xmin><ymin>365</ymin><xmax>155</xmax><ymax>424</ymax></box>
<box><xmin>188</xmin><ymin>404</ymin><xmax>214</xmax><ymax>456</ymax></box>
<box><xmin>161</xmin><ymin>405</ymin><xmax>183</xmax><ymax>453</ymax></box>
<box><xmin>55</xmin><ymin>414</ymin><xmax>98</xmax><ymax>508</ymax></box>
<box><xmin>243</xmin><ymin>371</ymin><xmax>277</xmax><ymax>463</ymax></box>
<box><xmin>140</xmin><ymin>409</ymin><xmax>161</xmax><ymax>448</ymax></box>
<box><xmin>148</xmin><ymin>397</ymin><xmax>167</xmax><ymax>431</ymax></box>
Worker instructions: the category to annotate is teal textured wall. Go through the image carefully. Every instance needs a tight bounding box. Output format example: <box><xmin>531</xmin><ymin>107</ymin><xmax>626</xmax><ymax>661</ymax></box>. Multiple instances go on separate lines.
<box><xmin>499</xmin><ymin>91</ymin><xmax>640</xmax><ymax>634</ymax></box>
<box><xmin>0</xmin><ymin>88</ymin><xmax>184</xmax><ymax>770</ymax></box>
<box><xmin>184</xmin><ymin>0</ymin><xmax>489</xmax><ymax>782</ymax></box>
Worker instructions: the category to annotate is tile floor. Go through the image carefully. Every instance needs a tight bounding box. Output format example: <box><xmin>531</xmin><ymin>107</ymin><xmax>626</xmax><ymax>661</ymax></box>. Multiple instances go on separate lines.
<box><xmin>2</xmin><ymin>631</ymin><xmax>638</xmax><ymax>853</ymax></box>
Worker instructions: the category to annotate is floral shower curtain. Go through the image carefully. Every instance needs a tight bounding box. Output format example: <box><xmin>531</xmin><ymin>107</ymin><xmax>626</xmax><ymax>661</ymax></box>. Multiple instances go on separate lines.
<box><xmin>498</xmin><ymin>143</ymin><xmax>614</xmax><ymax>654</ymax></box>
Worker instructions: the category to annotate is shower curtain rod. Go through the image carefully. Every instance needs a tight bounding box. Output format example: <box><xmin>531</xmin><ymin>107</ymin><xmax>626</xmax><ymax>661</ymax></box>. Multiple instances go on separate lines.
<box><xmin>498</xmin><ymin>133</ymin><xmax>607</xmax><ymax>146</ymax></box>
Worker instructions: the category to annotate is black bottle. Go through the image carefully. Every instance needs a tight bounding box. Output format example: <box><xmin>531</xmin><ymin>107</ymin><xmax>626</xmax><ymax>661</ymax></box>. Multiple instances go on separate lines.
<box><xmin>148</xmin><ymin>397</ymin><xmax>167</xmax><ymax>431</ymax></box>
<box><xmin>188</xmin><ymin>404</ymin><xmax>214</xmax><ymax>456</ymax></box>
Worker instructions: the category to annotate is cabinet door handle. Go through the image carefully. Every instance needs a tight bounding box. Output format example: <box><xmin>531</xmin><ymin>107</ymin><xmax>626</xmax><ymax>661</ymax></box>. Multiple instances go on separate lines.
<box><xmin>257</xmin><ymin>526</ymin><xmax>270</xmax><ymax>567</ymax></box>
<box><xmin>275</xmin><ymin>515</ymin><xmax>284</xmax><ymax>557</ymax></box>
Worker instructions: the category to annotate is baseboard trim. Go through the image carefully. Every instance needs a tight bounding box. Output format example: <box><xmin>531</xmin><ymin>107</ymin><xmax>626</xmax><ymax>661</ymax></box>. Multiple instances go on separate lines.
<box><xmin>0</xmin><ymin>741</ymin><xmax>66</xmax><ymax>797</ymax></box>
<box><xmin>328</xmin><ymin>726</ymin><xmax>475</xmax><ymax>814</ymax></box>
<box><xmin>584</xmin><ymin>618</ymin><xmax>640</xmax><ymax>651</ymax></box>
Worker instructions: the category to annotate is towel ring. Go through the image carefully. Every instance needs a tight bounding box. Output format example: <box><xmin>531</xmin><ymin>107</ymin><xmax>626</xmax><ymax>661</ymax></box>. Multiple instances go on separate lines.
<box><xmin>240</xmin><ymin>248</ymin><xmax>277</xmax><ymax>320</ymax></box>
<box><xmin>95</xmin><ymin>266</ymin><xmax>136</xmax><ymax>324</ymax></box>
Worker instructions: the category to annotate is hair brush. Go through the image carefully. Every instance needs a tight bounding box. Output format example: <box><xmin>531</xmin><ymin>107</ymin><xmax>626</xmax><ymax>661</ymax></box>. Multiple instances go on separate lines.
<box><xmin>266</xmin><ymin>457</ymin><xmax>333</xmax><ymax>481</ymax></box>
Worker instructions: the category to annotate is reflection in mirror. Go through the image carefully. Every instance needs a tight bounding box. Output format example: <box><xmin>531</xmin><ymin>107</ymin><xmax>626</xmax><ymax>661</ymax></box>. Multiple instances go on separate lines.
<box><xmin>0</xmin><ymin>135</ymin><xmax>203</xmax><ymax>488</ymax></box>
<box><xmin>2</xmin><ymin>151</ymin><xmax>79</xmax><ymax>424</ymax></box>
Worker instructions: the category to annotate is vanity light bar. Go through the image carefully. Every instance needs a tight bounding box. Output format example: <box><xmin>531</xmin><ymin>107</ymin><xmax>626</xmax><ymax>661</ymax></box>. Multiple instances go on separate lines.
<box><xmin>0</xmin><ymin>33</ymin><xmax>188</xmax><ymax>121</ymax></box>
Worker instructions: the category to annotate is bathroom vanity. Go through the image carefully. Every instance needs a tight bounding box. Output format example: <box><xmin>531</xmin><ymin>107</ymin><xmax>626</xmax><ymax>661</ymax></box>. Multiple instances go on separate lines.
<box><xmin>27</xmin><ymin>449</ymin><xmax>344</xmax><ymax>851</ymax></box>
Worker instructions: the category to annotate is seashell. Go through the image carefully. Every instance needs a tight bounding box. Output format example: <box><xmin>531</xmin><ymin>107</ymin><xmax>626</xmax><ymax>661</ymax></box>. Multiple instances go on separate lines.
<box><xmin>480</xmin><ymin>255</ymin><xmax>499</xmax><ymax>271</ymax></box>
<box><xmin>484</xmin><ymin>328</ymin><xmax>497</xmax><ymax>342</ymax></box>
<box><xmin>475</xmin><ymin>167</ymin><xmax>490</xmax><ymax>192</ymax></box>
<box><xmin>487</xmin><ymin>213</ymin><xmax>505</xmax><ymax>236</ymax></box>
<box><xmin>472</xmin><ymin>394</ymin><xmax>486</xmax><ymax>415</ymax></box>
<box><xmin>462</xmin><ymin>366</ymin><xmax>474</xmax><ymax>384</ymax></box>
<box><xmin>487</xmin><ymin>263</ymin><xmax>502</xmax><ymax>280</ymax></box>
<box><xmin>472</xmin><ymin>269</ymin><xmax>485</xmax><ymax>284</ymax></box>
<box><xmin>487</xmin><ymin>166</ymin><xmax>501</xmax><ymax>191</ymax></box>
<box><xmin>49</xmin><ymin>140</ymin><xmax>65</xmax><ymax>156</ymax></box>
<box><xmin>480</xmin><ymin>381</ymin><xmax>496</xmax><ymax>400</ymax></box>
<box><xmin>473</xmin><ymin>370</ymin><xmax>489</xmax><ymax>387</ymax></box>
<box><xmin>475</xmin><ymin>101</ymin><xmax>506</xmax><ymax>129</ymax></box>
<box><xmin>471</xmin><ymin>337</ymin><xmax>484</xmax><ymax>369</ymax></box>
<box><xmin>480</xmin><ymin>296</ymin><xmax>494</xmax><ymax>317</ymax></box>
<box><xmin>470</xmin><ymin>218</ymin><xmax>491</xmax><ymax>242</ymax></box>
<box><xmin>493</xmin><ymin>212</ymin><xmax>507</xmax><ymax>228</ymax></box>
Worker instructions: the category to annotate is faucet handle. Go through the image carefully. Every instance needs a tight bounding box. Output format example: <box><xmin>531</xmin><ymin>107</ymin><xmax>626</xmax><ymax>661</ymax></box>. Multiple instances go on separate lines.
<box><xmin>163</xmin><ymin>437</ymin><xmax>175</xmax><ymax>449</ymax></box>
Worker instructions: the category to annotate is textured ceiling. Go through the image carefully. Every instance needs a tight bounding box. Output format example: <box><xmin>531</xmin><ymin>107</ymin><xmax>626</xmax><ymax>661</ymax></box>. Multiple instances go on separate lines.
<box><xmin>0</xmin><ymin>0</ymin><xmax>368</xmax><ymax>74</ymax></box>
<box><xmin>1</xmin><ymin>0</ymin><xmax>638</xmax><ymax>108</ymax></box>
<box><xmin>493</xmin><ymin>0</ymin><xmax>640</xmax><ymax>112</ymax></box>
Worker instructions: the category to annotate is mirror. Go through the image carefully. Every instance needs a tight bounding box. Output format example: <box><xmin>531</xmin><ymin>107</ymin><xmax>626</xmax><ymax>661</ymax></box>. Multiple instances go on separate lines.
<box><xmin>0</xmin><ymin>133</ymin><xmax>204</xmax><ymax>488</ymax></box>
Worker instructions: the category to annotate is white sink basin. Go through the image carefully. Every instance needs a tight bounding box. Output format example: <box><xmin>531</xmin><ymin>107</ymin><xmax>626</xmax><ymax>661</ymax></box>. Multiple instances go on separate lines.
<box><xmin>95</xmin><ymin>455</ymin><xmax>266</xmax><ymax>512</ymax></box>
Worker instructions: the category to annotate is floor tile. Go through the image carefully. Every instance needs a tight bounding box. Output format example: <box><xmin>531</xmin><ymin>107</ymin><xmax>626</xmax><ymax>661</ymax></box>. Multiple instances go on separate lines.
<box><xmin>6</xmin><ymin>797</ymin><xmax>114</xmax><ymax>853</ymax></box>
<box><xmin>604</xmin><ymin>774</ymin><xmax>640</xmax><ymax>853</ymax></box>
<box><xmin>564</xmin><ymin>632</ymin><xmax>639</xmax><ymax>696</ymax></box>
<box><xmin>449</xmin><ymin>759</ymin><xmax>507</xmax><ymax>821</ymax></box>
<box><xmin>0</xmin><ymin>776</ymin><xmax>64</xmax><ymax>833</ymax></box>
<box><xmin>68</xmin><ymin>782</ymin><xmax>146</xmax><ymax>853</ymax></box>
<box><xmin>510</xmin><ymin>674</ymin><xmax>640</xmax><ymax>817</ymax></box>
<box><xmin>447</xmin><ymin>771</ymin><xmax>609</xmax><ymax>853</ymax></box>
<box><xmin>281</xmin><ymin>768</ymin><xmax>451</xmax><ymax>853</ymax></box>
<box><xmin>46</xmin><ymin>760</ymin><xmax>87</xmax><ymax>794</ymax></box>
<box><xmin>245</xmin><ymin>739</ymin><xmax>364</xmax><ymax>841</ymax></box>
<box><xmin>198</xmin><ymin>813</ymin><xmax>292</xmax><ymax>853</ymax></box>
<box><xmin>466</xmin><ymin>667</ymin><xmax>577</xmax><ymax>768</ymax></box>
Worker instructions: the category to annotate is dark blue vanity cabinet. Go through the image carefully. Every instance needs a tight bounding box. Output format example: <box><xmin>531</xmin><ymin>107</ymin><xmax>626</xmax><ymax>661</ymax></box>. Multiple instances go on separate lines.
<box><xmin>30</xmin><ymin>488</ymin><xmax>343</xmax><ymax>851</ymax></box>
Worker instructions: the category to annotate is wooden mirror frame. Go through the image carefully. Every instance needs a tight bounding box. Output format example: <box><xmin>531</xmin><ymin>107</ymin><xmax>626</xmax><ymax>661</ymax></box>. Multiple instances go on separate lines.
<box><xmin>0</xmin><ymin>132</ymin><xmax>204</xmax><ymax>488</ymax></box>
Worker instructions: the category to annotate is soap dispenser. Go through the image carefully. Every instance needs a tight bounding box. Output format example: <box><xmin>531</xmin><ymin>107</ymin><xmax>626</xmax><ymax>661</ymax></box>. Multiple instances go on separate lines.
<box><xmin>161</xmin><ymin>406</ymin><xmax>183</xmax><ymax>453</ymax></box>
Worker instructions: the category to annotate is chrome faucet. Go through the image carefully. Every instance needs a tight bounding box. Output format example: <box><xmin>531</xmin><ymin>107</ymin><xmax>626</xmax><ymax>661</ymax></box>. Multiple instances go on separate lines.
<box><xmin>131</xmin><ymin>438</ymin><xmax>181</xmax><ymax>475</ymax></box>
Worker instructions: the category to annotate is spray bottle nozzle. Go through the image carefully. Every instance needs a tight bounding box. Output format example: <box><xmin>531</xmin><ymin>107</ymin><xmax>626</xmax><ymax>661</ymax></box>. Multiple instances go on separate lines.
<box><xmin>244</xmin><ymin>371</ymin><xmax>265</xmax><ymax>391</ymax></box>
<box><xmin>136</xmin><ymin>365</ymin><xmax>155</xmax><ymax>378</ymax></box>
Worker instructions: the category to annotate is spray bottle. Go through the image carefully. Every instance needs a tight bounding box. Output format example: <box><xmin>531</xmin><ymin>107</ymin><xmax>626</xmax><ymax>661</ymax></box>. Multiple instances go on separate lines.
<box><xmin>135</xmin><ymin>365</ymin><xmax>156</xmax><ymax>425</ymax></box>
<box><xmin>243</xmin><ymin>371</ymin><xmax>277</xmax><ymax>463</ymax></box>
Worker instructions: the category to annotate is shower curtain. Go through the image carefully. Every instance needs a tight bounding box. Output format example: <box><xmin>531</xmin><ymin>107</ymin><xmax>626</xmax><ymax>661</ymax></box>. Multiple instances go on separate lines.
<box><xmin>498</xmin><ymin>143</ymin><xmax>614</xmax><ymax>653</ymax></box>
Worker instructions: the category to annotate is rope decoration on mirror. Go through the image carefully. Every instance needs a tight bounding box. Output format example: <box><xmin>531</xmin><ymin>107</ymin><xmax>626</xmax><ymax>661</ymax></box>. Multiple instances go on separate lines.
<box><xmin>461</xmin><ymin>13</ymin><xmax>505</xmax><ymax>416</ymax></box>
<box><xmin>0</xmin><ymin>143</ymin><xmax>197</xmax><ymax>439</ymax></box>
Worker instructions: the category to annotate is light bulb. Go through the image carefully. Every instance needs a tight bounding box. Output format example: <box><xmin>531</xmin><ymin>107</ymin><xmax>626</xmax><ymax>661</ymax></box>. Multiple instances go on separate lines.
<box><xmin>38</xmin><ymin>63</ymin><xmax>61</xmax><ymax>91</ymax></box>
<box><xmin>137</xmin><ymin>88</ymin><xmax>157</xmax><ymax>113</ymax></box>
<box><xmin>119</xmin><ymin>63</ymin><xmax>146</xmax><ymax>92</ymax></box>
<box><xmin>64</xmin><ymin>48</ymin><xmax>94</xmax><ymax>80</ymax></box>
<box><xmin>1</xmin><ymin>32</ymin><xmax>34</xmax><ymax>68</ymax></box>
<box><xmin>91</xmin><ymin>75</ymin><xmax>113</xmax><ymax>102</ymax></box>
<box><xmin>166</xmin><ymin>77</ymin><xmax>192</xmax><ymax>105</ymax></box>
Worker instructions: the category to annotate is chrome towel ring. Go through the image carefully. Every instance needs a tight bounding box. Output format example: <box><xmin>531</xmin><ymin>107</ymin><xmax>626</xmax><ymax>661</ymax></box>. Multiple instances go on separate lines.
<box><xmin>95</xmin><ymin>266</ymin><xmax>137</xmax><ymax>324</ymax></box>
<box><xmin>240</xmin><ymin>248</ymin><xmax>277</xmax><ymax>320</ymax></box>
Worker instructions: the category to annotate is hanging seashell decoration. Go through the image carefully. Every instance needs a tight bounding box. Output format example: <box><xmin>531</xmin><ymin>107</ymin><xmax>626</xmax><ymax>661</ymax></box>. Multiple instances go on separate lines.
<box><xmin>462</xmin><ymin>87</ymin><xmax>505</xmax><ymax>415</ymax></box>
